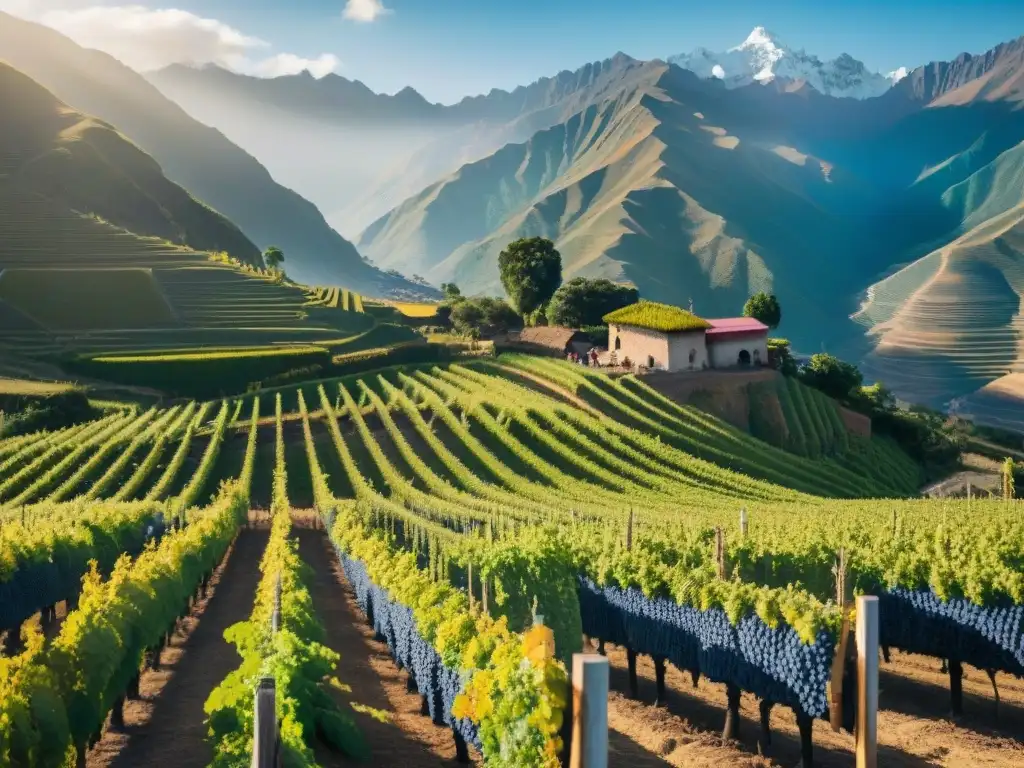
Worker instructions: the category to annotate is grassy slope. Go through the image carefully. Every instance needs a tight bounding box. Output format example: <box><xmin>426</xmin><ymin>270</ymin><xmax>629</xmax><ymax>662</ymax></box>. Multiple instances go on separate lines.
<box><xmin>0</xmin><ymin>62</ymin><xmax>260</xmax><ymax>264</ymax></box>
<box><xmin>857</xmin><ymin>201</ymin><xmax>1024</xmax><ymax>417</ymax></box>
<box><xmin>0</xmin><ymin>189</ymin><xmax>373</xmax><ymax>355</ymax></box>
<box><xmin>0</xmin><ymin>11</ymin><xmax>418</xmax><ymax>297</ymax></box>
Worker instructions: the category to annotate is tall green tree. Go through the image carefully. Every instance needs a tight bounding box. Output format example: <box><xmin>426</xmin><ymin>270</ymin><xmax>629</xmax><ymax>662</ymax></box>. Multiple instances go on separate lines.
<box><xmin>743</xmin><ymin>292</ymin><xmax>782</xmax><ymax>329</ymax></box>
<box><xmin>497</xmin><ymin>237</ymin><xmax>562</xmax><ymax>317</ymax></box>
<box><xmin>263</xmin><ymin>245</ymin><xmax>285</xmax><ymax>271</ymax></box>
<box><xmin>546</xmin><ymin>277</ymin><xmax>639</xmax><ymax>328</ymax></box>
<box><xmin>441</xmin><ymin>282</ymin><xmax>462</xmax><ymax>300</ymax></box>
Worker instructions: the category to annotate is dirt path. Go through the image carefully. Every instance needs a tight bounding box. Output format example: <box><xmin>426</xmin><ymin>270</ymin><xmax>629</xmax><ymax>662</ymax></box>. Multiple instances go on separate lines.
<box><xmin>293</xmin><ymin>519</ymin><xmax>472</xmax><ymax>766</ymax></box>
<box><xmin>596</xmin><ymin>641</ymin><xmax>1024</xmax><ymax>767</ymax></box>
<box><xmin>489</xmin><ymin>363</ymin><xmax>603</xmax><ymax>415</ymax></box>
<box><xmin>88</xmin><ymin>524</ymin><xmax>269</xmax><ymax>768</ymax></box>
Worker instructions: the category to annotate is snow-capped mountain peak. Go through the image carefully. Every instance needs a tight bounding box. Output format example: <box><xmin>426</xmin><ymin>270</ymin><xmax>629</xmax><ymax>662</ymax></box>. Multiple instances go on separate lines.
<box><xmin>669</xmin><ymin>27</ymin><xmax>905</xmax><ymax>100</ymax></box>
<box><xmin>887</xmin><ymin>66</ymin><xmax>910</xmax><ymax>84</ymax></box>
<box><xmin>733</xmin><ymin>26</ymin><xmax>784</xmax><ymax>52</ymax></box>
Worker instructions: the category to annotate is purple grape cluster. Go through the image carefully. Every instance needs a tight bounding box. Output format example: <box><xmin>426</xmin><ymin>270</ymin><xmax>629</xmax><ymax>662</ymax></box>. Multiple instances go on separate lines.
<box><xmin>0</xmin><ymin>515</ymin><xmax>166</xmax><ymax>632</ymax></box>
<box><xmin>881</xmin><ymin>588</ymin><xmax>1024</xmax><ymax>674</ymax></box>
<box><xmin>579</xmin><ymin>578</ymin><xmax>834</xmax><ymax>718</ymax></box>
<box><xmin>334</xmin><ymin>543</ymin><xmax>481</xmax><ymax>750</ymax></box>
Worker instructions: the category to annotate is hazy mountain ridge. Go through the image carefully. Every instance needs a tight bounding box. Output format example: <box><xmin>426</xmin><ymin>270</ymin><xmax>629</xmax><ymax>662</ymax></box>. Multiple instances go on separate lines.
<box><xmin>354</xmin><ymin>32</ymin><xmax>1024</xmax><ymax>421</ymax></box>
<box><xmin>893</xmin><ymin>34</ymin><xmax>1024</xmax><ymax>104</ymax></box>
<box><xmin>0</xmin><ymin>62</ymin><xmax>261</xmax><ymax>264</ymax></box>
<box><xmin>149</xmin><ymin>52</ymin><xmax>663</xmax><ymax>235</ymax></box>
<box><xmin>358</xmin><ymin>62</ymin><xmax>886</xmax><ymax>337</ymax></box>
<box><xmin>151</xmin><ymin>63</ymin><xmax>443</xmax><ymax>124</ymax></box>
<box><xmin>0</xmin><ymin>10</ymin><xmax>426</xmax><ymax>296</ymax></box>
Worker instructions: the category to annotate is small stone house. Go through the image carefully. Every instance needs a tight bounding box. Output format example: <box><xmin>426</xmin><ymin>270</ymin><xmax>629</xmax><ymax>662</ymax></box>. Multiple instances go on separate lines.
<box><xmin>603</xmin><ymin>301</ymin><xmax>769</xmax><ymax>371</ymax></box>
<box><xmin>516</xmin><ymin>326</ymin><xmax>593</xmax><ymax>356</ymax></box>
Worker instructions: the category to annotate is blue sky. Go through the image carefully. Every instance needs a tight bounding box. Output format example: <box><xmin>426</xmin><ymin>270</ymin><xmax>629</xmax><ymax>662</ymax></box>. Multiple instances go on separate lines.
<box><xmin>11</xmin><ymin>0</ymin><xmax>1024</xmax><ymax>102</ymax></box>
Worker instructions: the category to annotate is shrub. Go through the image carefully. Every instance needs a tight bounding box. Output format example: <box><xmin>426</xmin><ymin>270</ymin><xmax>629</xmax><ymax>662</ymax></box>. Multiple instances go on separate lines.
<box><xmin>767</xmin><ymin>338</ymin><xmax>798</xmax><ymax>376</ymax></box>
<box><xmin>450</xmin><ymin>297</ymin><xmax>520</xmax><ymax>338</ymax></box>
<box><xmin>0</xmin><ymin>390</ymin><xmax>101</xmax><ymax>437</ymax></box>
<box><xmin>799</xmin><ymin>353</ymin><xmax>862</xmax><ymax>401</ymax></box>
<box><xmin>69</xmin><ymin>347</ymin><xmax>331</xmax><ymax>399</ymax></box>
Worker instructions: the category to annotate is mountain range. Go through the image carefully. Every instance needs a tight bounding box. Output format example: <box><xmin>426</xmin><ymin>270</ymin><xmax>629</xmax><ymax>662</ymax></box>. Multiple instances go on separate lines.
<box><xmin>0</xmin><ymin>10</ymin><xmax>426</xmax><ymax>297</ymax></box>
<box><xmin>669</xmin><ymin>27</ymin><xmax>908</xmax><ymax>99</ymax></box>
<box><xmin>0</xmin><ymin>62</ymin><xmax>261</xmax><ymax>264</ymax></box>
<box><xmin>3</xmin><ymin>16</ymin><xmax>1024</xmax><ymax>426</ymax></box>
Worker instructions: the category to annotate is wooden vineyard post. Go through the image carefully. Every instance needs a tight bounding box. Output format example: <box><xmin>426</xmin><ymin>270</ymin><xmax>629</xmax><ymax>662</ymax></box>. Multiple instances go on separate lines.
<box><xmin>467</xmin><ymin>562</ymin><xmax>474</xmax><ymax>612</ymax></box>
<box><xmin>715</xmin><ymin>527</ymin><xmax>726</xmax><ymax>580</ymax></box>
<box><xmin>625</xmin><ymin>509</ymin><xmax>634</xmax><ymax>552</ymax></box>
<box><xmin>271</xmin><ymin>573</ymin><xmax>282</xmax><ymax>633</ymax></box>
<box><xmin>570</xmin><ymin>654</ymin><xmax>609</xmax><ymax>768</ymax></box>
<box><xmin>856</xmin><ymin>595</ymin><xmax>879</xmax><ymax>768</ymax></box>
<box><xmin>252</xmin><ymin>677</ymin><xmax>279</xmax><ymax>768</ymax></box>
<box><xmin>739</xmin><ymin>507</ymin><xmax>748</xmax><ymax>538</ymax></box>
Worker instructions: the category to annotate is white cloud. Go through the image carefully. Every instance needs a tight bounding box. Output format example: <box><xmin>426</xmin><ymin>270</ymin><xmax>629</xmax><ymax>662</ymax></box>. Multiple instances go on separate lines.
<box><xmin>0</xmin><ymin>2</ymin><xmax>341</xmax><ymax>77</ymax></box>
<box><xmin>342</xmin><ymin>0</ymin><xmax>391</xmax><ymax>23</ymax></box>
<box><xmin>255</xmin><ymin>52</ymin><xmax>341</xmax><ymax>78</ymax></box>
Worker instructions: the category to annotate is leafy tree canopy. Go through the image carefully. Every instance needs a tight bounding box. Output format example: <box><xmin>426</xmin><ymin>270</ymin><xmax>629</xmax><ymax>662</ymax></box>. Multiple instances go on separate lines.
<box><xmin>743</xmin><ymin>292</ymin><xmax>781</xmax><ymax>329</ymax></box>
<box><xmin>799</xmin><ymin>353</ymin><xmax>863</xmax><ymax>401</ymax></box>
<box><xmin>766</xmin><ymin>338</ymin><xmax>798</xmax><ymax>376</ymax></box>
<box><xmin>450</xmin><ymin>297</ymin><xmax>520</xmax><ymax>338</ymax></box>
<box><xmin>546</xmin><ymin>277</ymin><xmax>639</xmax><ymax>328</ymax></box>
<box><xmin>498</xmin><ymin>237</ymin><xmax>562</xmax><ymax>316</ymax></box>
<box><xmin>263</xmin><ymin>245</ymin><xmax>284</xmax><ymax>269</ymax></box>
<box><xmin>441</xmin><ymin>282</ymin><xmax>462</xmax><ymax>300</ymax></box>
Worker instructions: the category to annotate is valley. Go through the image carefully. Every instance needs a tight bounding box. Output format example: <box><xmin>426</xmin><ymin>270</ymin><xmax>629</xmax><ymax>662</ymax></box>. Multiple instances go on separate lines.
<box><xmin>142</xmin><ymin>24</ymin><xmax>1024</xmax><ymax>423</ymax></box>
<box><xmin>2</xmin><ymin>8</ymin><xmax>1024</xmax><ymax>768</ymax></box>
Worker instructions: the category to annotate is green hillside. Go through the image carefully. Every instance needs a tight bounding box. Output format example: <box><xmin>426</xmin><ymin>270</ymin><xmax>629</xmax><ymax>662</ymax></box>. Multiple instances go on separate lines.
<box><xmin>0</xmin><ymin>10</ymin><xmax>429</xmax><ymax>298</ymax></box>
<box><xmin>0</xmin><ymin>188</ymin><xmax>373</xmax><ymax>363</ymax></box>
<box><xmin>0</xmin><ymin>62</ymin><xmax>260</xmax><ymax>264</ymax></box>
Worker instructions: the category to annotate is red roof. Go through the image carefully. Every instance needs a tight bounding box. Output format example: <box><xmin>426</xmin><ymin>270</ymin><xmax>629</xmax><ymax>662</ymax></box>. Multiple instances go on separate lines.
<box><xmin>704</xmin><ymin>317</ymin><xmax>769</xmax><ymax>340</ymax></box>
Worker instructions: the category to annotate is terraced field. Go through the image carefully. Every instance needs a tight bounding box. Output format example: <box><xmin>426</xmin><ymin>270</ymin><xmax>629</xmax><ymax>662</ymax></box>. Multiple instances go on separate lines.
<box><xmin>304</xmin><ymin>284</ymin><xmax>366</xmax><ymax>313</ymax></box>
<box><xmin>0</xmin><ymin>190</ymin><xmax>373</xmax><ymax>358</ymax></box>
<box><xmin>856</xmin><ymin>203</ymin><xmax>1024</xmax><ymax>421</ymax></box>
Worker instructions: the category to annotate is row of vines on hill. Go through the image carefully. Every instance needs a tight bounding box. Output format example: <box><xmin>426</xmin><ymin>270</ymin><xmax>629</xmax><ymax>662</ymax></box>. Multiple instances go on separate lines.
<box><xmin>1</xmin><ymin>354</ymin><xmax>1018</xmax><ymax>767</ymax></box>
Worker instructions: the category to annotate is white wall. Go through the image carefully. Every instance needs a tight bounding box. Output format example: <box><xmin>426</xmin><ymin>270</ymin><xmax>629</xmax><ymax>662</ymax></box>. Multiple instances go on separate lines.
<box><xmin>667</xmin><ymin>331</ymin><xmax>709</xmax><ymax>371</ymax></box>
<box><xmin>609</xmin><ymin>325</ymin><xmax>709</xmax><ymax>371</ymax></box>
<box><xmin>609</xmin><ymin>324</ymin><xmax>669</xmax><ymax>368</ymax></box>
<box><xmin>707</xmin><ymin>335</ymin><xmax>769</xmax><ymax>369</ymax></box>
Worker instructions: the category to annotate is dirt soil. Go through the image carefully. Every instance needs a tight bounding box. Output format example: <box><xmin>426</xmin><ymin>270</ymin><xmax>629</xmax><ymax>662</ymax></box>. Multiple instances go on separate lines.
<box><xmin>87</xmin><ymin>524</ymin><xmax>269</xmax><ymax>768</ymax></box>
<box><xmin>292</xmin><ymin>515</ymin><xmax>477</xmax><ymax>766</ymax></box>
<box><xmin>596</xmin><ymin>640</ymin><xmax>1024</xmax><ymax>767</ymax></box>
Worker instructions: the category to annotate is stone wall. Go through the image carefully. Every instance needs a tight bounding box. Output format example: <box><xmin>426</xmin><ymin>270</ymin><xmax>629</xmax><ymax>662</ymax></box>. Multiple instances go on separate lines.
<box><xmin>608</xmin><ymin>324</ymin><xmax>670</xmax><ymax>369</ymax></box>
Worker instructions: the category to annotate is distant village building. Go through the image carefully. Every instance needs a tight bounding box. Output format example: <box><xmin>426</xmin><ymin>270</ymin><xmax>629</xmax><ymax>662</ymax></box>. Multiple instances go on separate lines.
<box><xmin>516</xmin><ymin>326</ymin><xmax>593</xmax><ymax>356</ymax></box>
<box><xmin>603</xmin><ymin>301</ymin><xmax>769</xmax><ymax>372</ymax></box>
